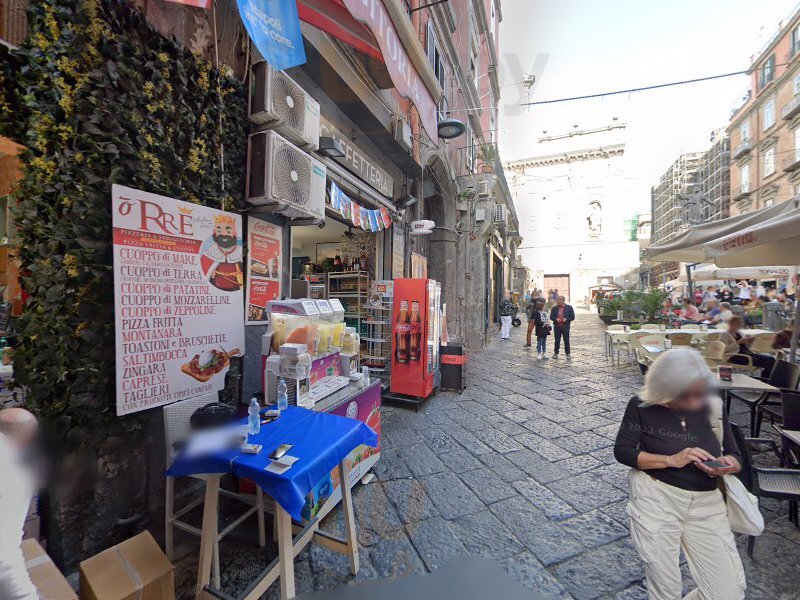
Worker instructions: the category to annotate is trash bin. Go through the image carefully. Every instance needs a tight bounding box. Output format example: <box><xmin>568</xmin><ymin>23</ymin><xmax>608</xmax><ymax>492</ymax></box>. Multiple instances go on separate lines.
<box><xmin>763</xmin><ymin>301</ymin><xmax>786</xmax><ymax>332</ymax></box>
<box><xmin>440</xmin><ymin>344</ymin><xmax>466</xmax><ymax>392</ymax></box>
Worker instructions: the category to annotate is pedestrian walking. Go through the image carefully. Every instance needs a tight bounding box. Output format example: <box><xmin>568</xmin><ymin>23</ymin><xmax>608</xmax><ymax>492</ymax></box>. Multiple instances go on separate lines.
<box><xmin>532</xmin><ymin>299</ymin><xmax>551</xmax><ymax>359</ymax></box>
<box><xmin>499</xmin><ymin>291</ymin><xmax>514</xmax><ymax>340</ymax></box>
<box><xmin>549</xmin><ymin>296</ymin><xmax>575</xmax><ymax>358</ymax></box>
<box><xmin>614</xmin><ymin>349</ymin><xmax>746</xmax><ymax>600</ymax></box>
<box><xmin>524</xmin><ymin>294</ymin><xmax>536</xmax><ymax>348</ymax></box>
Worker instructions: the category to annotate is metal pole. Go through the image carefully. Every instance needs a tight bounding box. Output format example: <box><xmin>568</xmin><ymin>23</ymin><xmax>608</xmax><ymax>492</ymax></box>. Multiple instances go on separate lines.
<box><xmin>790</xmin><ymin>292</ymin><xmax>799</xmax><ymax>364</ymax></box>
<box><xmin>685</xmin><ymin>263</ymin><xmax>694</xmax><ymax>301</ymax></box>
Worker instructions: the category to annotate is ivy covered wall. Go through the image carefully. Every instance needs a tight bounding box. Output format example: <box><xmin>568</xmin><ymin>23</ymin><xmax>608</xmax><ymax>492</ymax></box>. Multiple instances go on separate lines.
<box><xmin>1</xmin><ymin>0</ymin><xmax>247</xmax><ymax>448</ymax></box>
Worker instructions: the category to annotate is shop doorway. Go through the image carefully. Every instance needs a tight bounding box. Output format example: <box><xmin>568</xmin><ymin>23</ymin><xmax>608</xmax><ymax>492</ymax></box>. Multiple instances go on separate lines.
<box><xmin>543</xmin><ymin>274</ymin><xmax>571</xmax><ymax>303</ymax></box>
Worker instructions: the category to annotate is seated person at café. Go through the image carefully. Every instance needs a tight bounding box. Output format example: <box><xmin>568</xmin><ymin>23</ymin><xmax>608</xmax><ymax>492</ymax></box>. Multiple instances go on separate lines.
<box><xmin>714</xmin><ymin>302</ymin><xmax>733</xmax><ymax>325</ymax></box>
<box><xmin>679</xmin><ymin>299</ymin><xmax>700</xmax><ymax>321</ymax></box>
<box><xmin>719</xmin><ymin>316</ymin><xmax>776</xmax><ymax>373</ymax></box>
<box><xmin>716</xmin><ymin>285</ymin><xmax>735</xmax><ymax>304</ymax></box>
<box><xmin>773</xmin><ymin>319</ymin><xmax>796</xmax><ymax>350</ymax></box>
<box><xmin>702</xmin><ymin>298</ymin><xmax>719</xmax><ymax>319</ymax></box>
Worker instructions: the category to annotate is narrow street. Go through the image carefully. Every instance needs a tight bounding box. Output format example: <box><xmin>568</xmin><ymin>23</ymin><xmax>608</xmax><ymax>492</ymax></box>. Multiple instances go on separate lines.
<box><xmin>177</xmin><ymin>311</ymin><xmax>800</xmax><ymax>600</ymax></box>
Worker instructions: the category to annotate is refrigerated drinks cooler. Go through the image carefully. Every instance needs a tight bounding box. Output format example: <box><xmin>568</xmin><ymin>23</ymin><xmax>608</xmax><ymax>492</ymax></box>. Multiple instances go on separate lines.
<box><xmin>390</xmin><ymin>278</ymin><xmax>441</xmax><ymax>399</ymax></box>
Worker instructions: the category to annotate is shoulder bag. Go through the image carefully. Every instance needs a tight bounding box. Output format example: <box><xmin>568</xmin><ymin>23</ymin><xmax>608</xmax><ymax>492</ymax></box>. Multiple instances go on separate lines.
<box><xmin>708</xmin><ymin>395</ymin><xmax>764</xmax><ymax>536</ymax></box>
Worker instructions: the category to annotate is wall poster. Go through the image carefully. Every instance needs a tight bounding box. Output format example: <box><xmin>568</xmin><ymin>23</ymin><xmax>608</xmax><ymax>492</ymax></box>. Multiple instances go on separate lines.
<box><xmin>112</xmin><ymin>185</ymin><xmax>245</xmax><ymax>416</ymax></box>
<box><xmin>246</xmin><ymin>217</ymin><xmax>282</xmax><ymax>324</ymax></box>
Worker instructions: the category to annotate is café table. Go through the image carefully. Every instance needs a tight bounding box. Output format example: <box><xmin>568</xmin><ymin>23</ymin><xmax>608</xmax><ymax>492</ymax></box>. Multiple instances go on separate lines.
<box><xmin>714</xmin><ymin>373</ymin><xmax>780</xmax><ymax>417</ymax></box>
<box><xmin>168</xmin><ymin>405</ymin><xmax>378</xmax><ymax>600</ymax></box>
<box><xmin>775</xmin><ymin>428</ymin><xmax>800</xmax><ymax>467</ymax></box>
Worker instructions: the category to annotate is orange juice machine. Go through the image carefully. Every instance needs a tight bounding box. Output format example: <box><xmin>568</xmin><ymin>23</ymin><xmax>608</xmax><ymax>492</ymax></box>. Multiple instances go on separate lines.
<box><xmin>262</xmin><ymin>298</ymin><xmax>349</xmax><ymax>407</ymax></box>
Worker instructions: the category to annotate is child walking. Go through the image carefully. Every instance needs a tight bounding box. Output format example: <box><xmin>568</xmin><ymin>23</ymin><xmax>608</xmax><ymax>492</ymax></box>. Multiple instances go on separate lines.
<box><xmin>533</xmin><ymin>299</ymin><xmax>551</xmax><ymax>360</ymax></box>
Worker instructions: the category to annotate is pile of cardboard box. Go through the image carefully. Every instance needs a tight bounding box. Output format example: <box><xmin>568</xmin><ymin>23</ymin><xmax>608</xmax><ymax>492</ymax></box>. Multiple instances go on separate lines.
<box><xmin>24</xmin><ymin>531</ymin><xmax>174</xmax><ymax>600</ymax></box>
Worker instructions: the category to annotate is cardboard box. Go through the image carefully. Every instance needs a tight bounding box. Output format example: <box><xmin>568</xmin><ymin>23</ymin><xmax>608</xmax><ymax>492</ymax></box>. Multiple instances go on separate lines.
<box><xmin>79</xmin><ymin>531</ymin><xmax>174</xmax><ymax>600</ymax></box>
<box><xmin>22</xmin><ymin>538</ymin><xmax>78</xmax><ymax>600</ymax></box>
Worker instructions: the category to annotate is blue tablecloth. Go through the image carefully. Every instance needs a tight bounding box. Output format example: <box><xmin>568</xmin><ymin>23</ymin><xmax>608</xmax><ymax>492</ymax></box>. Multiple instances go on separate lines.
<box><xmin>167</xmin><ymin>405</ymin><xmax>378</xmax><ymax>521</ymax></box>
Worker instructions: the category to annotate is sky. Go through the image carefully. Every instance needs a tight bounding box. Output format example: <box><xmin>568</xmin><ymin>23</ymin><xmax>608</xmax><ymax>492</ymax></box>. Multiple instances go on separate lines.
<box><xmin>498</xmin><ymin>0</ymin><xmax>800</xmax><ymax>212</ymax></box>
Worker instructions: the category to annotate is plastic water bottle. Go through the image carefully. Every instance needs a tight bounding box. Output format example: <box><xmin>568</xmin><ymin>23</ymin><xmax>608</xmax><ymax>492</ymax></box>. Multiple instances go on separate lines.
<box><xmin>277</xmin><ymin>378</ymin><xmax>288</xmax><ymax>413</ymax></box>
<box><xmin>248</xmin><ymin>396</ymin><xmax>261</xmax><ymax>436</ymax></box>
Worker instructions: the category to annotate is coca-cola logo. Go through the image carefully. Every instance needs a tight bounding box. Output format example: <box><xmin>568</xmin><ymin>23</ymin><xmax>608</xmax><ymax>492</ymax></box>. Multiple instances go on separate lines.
<box><xmin>721</xmin><ymin>231</ymin><xmax>755</xmax><ymax>251</ymax></box>
<box><xmin>395</xmin><ymin>324</ymin><xmax>412</xmax><ymax>333</ymax></box>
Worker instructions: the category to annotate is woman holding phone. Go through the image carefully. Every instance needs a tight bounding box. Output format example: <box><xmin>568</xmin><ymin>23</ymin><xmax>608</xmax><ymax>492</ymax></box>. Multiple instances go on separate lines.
<box><xmin>614</xmin><ymin>349</ymin><xmax>746</xmax><ymax>600</ymax></box>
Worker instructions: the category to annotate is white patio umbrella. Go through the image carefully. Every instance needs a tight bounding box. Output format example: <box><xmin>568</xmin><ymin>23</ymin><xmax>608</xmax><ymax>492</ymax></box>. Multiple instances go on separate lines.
<box><xmin>645</xmin><ymin>200</ymin><xmax>799</xmax><ymax>263</ymax></box>
<box><xmin>678</xmin><ymin>264</ymin><xmax>793</xmax><ymax>282</ymax></box>
<box><xmin>701</xmin><ymin>202</ymin><xmax>800</xmax><ymax>361</ymax></box>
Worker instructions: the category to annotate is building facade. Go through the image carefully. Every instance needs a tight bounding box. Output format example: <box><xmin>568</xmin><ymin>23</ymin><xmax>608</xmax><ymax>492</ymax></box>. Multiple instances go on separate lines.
<box><xmin>507</xmin><ymin>140</ymin><xmax>641</xmax><ymax>306</ymax></box>
<box><xmin>728</xmin><ymin>5</ymin><xmax>800</xmax><ymax>214</ymax></box>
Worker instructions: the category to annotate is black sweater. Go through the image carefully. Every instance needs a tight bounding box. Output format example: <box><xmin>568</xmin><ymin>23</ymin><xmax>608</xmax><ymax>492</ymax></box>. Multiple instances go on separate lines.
<box><xmin>614</xmin><ymin>397</ymin><xmax>742</xmax><ymax>491</ymax></box>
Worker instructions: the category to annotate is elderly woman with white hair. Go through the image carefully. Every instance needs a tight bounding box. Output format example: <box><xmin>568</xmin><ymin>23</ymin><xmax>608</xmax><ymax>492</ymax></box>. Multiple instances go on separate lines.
<box><xmin>614</xmin><ymin>349</ymin><xmax>746</xmax><ymax>600</ymax></box>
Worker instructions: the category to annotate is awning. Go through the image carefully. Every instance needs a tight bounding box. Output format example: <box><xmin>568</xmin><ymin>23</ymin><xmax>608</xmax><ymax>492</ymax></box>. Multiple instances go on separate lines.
<box><xmin>645</xmin><ymin>200</ymin><xmax>799</xmax><ymax>263</ymax></box>
<box><xmin>678</xmin><ymin>264</ymin><xmax>793</xmax><ymax>282</ymax></box>
<box><xmin>318</xmin><ymin>155</ymin><xmax>396</xmax><ymax>214</ymax></box>
<box><xmin>702</xmin><ymin>204</ymin><xmax>800</xmax><ymax>267</ymax></box>
<box><xmin>297</xmin><ymin>0</ymin><xmax>383</xmax><ymax>61</ymax></box>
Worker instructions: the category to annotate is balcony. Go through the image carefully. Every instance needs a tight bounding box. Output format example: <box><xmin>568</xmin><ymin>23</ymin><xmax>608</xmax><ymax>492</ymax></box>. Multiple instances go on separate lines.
<box><xmin>731</xmin><ymin>186</ymin><xmax>750</xmax><ymax>202</ymax></box>
<box><xmin>731</xmin><ymin>139</ymin><xmax>752</xmax><ymax>159</ymax></box>
<box><xmin>783</xmin><ymin>96</ymin><xmax>800</xmax><ymax>120</ymax></box>
<box><xmin>783</xmin><ymin>153</ymin><xmax>800</xmax><ymax>172</ymax></box>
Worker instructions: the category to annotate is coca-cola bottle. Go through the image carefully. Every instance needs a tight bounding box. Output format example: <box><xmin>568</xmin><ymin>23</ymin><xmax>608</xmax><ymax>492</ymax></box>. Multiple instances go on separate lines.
<box><xmin>395</xmin><ymin>300</ymin><xmax>410</xmax><ymax>364</ymax></box>
<box><xmin>409</xmin><ymin>300</ymin><xmax>421</xmax><ymax>361</ymax></box>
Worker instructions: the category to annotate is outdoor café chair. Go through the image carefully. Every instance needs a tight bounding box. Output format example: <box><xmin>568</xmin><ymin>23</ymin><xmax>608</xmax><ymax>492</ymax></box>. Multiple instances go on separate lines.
<box><xmin>668</xmin><ymin>332</ymin><xmax>693</xmax><ymax>346</ymax></box>
<box><xmin>758</xmin><ymin>389</ymin><xmax>800</xmax><ymax>442</ymax></box>
<box><xmin>164</xmin><ymin>393</ymin><xmax>267</xmax><ymax>588</ymax></box>
<box><xmin>634</xmin><ymin>347</ymin><xmax>654</xmax><ymax>374</ymax></box>
<box><xmin>731</xmin><ymin>423</ymin><xmax>800</xmax><ymax>557</ymax></box>
<box><xmin>728</xmin><ymin>360</ymin><xmax>800</xmax><ymax>435</ymax></box>
<box><xmin>616</xmin><ymin>331</ymin><xmax>649</xmax><ymax>364</ymax></box>
<box><xmin>703</xmin><ymin>340</ymin><xmax>727</xmax><ymax>364</ymax></box>
<box><xmin>748</xmin><ymin>332</ymin><xmax>782</xmax><ymax>359</ymax></box>
<box><xmin>638</xmin><ymin>333</ymin><xmax>666</xmax><ymax>350</ymax></box>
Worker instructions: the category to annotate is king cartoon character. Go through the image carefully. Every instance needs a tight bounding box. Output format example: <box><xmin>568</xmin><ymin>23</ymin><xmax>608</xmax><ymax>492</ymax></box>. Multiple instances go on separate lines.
<box><xmin>200</xmin><ymin>214</ymin><xmax>244</xmax><ymax>292</ymax></box>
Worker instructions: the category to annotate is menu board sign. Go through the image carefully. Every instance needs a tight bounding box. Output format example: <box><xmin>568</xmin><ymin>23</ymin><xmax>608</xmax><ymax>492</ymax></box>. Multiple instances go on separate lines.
<box><xmin>246</xmin><ymin>217</ymin><xmax>282</xmax><ymax>324</ymax></box>
<box><xmin>112</xmin><ymin>185</ymin><xmax>245</xmax><ymax>416</ymax></box>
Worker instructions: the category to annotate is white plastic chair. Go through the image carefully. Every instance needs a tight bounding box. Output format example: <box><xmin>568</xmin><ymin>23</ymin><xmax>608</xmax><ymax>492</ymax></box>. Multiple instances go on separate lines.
<box><xmin>164</xmin><ymin>394</ymin><xmax>266</xmax><ymax>587</ymax></box>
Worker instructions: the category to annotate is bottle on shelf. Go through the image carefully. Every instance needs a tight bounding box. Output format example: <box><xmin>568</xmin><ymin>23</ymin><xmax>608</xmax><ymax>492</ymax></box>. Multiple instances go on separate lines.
<box><xmin>248</xmin><ymin>396</ymin><xmax>261</xmax><ymax>436</ymax></box>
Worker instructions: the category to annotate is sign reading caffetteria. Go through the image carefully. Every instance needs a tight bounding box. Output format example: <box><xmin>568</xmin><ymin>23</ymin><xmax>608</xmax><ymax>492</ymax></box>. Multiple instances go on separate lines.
<box><xmin>320</xmin><ymin>116</ymin><xmax>394</xmax><ymax>197</ymax></box>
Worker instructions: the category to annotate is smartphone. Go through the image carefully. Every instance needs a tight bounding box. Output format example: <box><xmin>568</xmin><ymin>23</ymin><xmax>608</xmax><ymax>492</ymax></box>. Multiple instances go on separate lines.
<box><xmin>701</xmin><ymin>459</ymin><xmax>728</xmax><ymax>469</ymax></box>
<box><xmin>269</xmin><ymin>443</ymin><xmax>294</xmax><ymax>460</ymax></box>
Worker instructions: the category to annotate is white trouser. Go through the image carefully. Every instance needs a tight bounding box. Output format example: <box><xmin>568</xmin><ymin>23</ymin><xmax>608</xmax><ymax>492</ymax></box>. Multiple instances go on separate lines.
<box><xmin>500</xmin><ymin>315</ymin><xmax>512</xmax><ymax>339</ymax></box>
<box><xmin>627</xmin><ymin>469</ymin><xmax>746</xmax><ymax>600</ymax></box>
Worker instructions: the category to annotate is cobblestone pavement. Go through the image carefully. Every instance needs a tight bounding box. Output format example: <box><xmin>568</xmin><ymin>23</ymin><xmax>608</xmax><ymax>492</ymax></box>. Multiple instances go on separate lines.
<box><xmin>176</xmin><ymin>310</ymin><xmax>800</xmax><ymax>600</ymax></box>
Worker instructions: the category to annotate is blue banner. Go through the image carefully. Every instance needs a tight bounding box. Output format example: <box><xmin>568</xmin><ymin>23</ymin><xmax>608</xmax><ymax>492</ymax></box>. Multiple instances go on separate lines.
<box><xmin>237</xmin><ymin>0</ymin><xmax>306</xmax><ymax>71</ymax></box>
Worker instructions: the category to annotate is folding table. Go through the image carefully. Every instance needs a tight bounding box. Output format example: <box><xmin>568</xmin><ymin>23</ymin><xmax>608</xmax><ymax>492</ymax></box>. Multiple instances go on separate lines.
<box><xmin>168</xmin><ymin>405</ymin><xmax>378</xmax><ymax>600</ymax></box>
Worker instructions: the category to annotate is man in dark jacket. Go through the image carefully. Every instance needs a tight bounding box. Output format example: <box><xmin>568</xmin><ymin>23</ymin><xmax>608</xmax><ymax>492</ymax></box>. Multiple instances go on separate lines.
<box><xmin>549</xmin><ymin>296</ymin><xmax>575</xmax><ymax>359</ymax></box>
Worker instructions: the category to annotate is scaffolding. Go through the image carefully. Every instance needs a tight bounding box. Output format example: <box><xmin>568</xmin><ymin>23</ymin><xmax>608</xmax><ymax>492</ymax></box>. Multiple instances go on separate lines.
<box><xmin>650</xmin><ymin>152</ymin><xmax>705</xmax><ymax>245</ymax></box>
<box><xmin>700</xmin><ymin>130</ymin><xmax>731</xmax><ymax>223</ymax></box>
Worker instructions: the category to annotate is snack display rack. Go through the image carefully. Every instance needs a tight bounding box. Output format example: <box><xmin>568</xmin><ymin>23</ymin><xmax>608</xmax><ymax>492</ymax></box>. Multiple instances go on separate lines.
<box><xmin>362</xmin><ymin>280</ymin><xmax>393</xmax><ymax>390</ymax></box>
<box><xmin>328</xmin><ymin>271</ymin><xmax>369</xmax><ymax>336</ymax></box>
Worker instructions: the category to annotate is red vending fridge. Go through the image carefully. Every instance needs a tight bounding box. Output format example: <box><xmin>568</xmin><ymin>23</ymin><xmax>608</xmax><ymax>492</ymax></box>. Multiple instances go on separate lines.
<box><xmin>390</xmin><ymin>278</ymin><xmax>441</xmax><ymax>399</ymax></box>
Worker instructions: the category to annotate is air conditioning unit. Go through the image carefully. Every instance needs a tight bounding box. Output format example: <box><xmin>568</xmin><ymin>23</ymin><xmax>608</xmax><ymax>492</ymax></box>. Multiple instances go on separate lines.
<box><xmin>478</xmin><ymin>179</ymin><xmax>492</xmax><ymax>197</ymax></box>
<box><xmin>249</xmin><ymin>61</ymin><xmax>321</xmax><ymax>151</ymax></box>
<box><xmin>394</xmin><ymin>118</ymin><xmax>412</xmax><ymax>152</ymax></box>
<box><xmin>475</xmin><ymin>208</ymin><xmax>486</xmax><ymax>222</ymax></box>
<box><xmin>493</xmin><ymin>203</ymin><xmax>507</xmax><ymax>225</ymax></box>
<box><xmin>246</xmin><ymin>130</ymin><xmax>326</xmax><ymax>223</ymax></box>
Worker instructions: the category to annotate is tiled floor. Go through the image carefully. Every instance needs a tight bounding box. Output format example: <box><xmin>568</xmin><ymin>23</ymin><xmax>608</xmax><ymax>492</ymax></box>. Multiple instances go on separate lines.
<box><xmin>175</xmin><ymin>310</ymin><xmax>800</xmax><ymax>599</ymax></box>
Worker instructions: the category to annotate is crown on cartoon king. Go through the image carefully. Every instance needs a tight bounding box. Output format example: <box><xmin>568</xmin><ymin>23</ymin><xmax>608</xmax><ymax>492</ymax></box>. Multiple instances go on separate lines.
<box><xmin>213</xmin><ymin>214</ymin><xmax>236</xmax><ymax>229</ymax></box>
